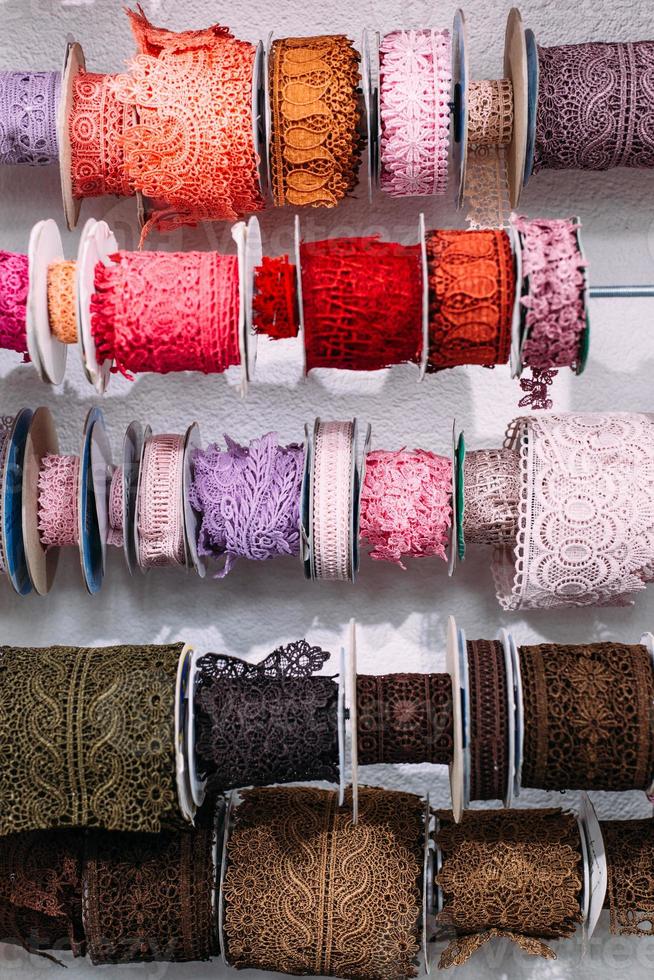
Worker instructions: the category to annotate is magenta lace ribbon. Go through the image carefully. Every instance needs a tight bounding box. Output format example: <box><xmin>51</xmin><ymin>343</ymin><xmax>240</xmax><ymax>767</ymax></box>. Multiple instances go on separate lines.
<box><xmin>107</xmin><ymin>467</ymin><xmax>123</xmax><ymax>549</ymax></box>
<box><xmin>0</xmin><ymin>251</ymin><xmax>29</xmax><ymax>359</ymax></box>
<box><xmin>360</xmin><ymin>449</ymin><xmax>452</xmax><ymax>568</ymax></box>
<box><xmin>379</xmin><ymin>29</ymin><xmax>451</xmax><ymax>197</ymax></box>
<box><xmin>137</xmin><ymin>434</ymin><xmax>186</xmax><ymax>569</ymax></box>
<box><xmin>37</xmin><ymin>454</ymin><xmax>80</xmax><ymax>549</ymax></box>
<box><xmin>0</xmin><ymin>71</ymin><xmax>61</xmax><ymax>166</ymax></box>
<box><xmin>189</xmin><ymin>433</ymin><xmax>304</xmax><ymax>578</ymax></box>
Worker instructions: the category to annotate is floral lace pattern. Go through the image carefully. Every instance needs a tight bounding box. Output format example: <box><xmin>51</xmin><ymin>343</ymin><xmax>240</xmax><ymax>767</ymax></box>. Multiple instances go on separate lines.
<box><xmin>301</xmin><ymin>237</ymin><xmax>423</xmax><ymax>371</ymax></box>
<box><xmin>83</xmin><ymin>820</ymin><xmax>216</xmax><ymax>964</ymax></box>
<box><xmin>107</xmin><ymin>466</ymin><xmax>123</xmax><ymax>548</ymax></box>
<box><xmin>0</xmin><ymin>643</ymin><xmax>184</xmax><ymax>835</ymax></box>
<box><xmin>253</xmin><ymin>255</ymin><xmax>299</xmax><ymax>340</ymax></box>
<box><xmin>269</xmin><ymin>35</ymin><xmax>361</xmax><ymax>208</ymax></box>
<box><xmin>379</xmin><ymin>30</ymin><xmax>451</xmax><ymax>197</ymax></box>
<box><xmin>190</xmin><ymin>433</ymin><xmax>304</xmax><ymax>577</ymax></box>
<box><xmin>534</xmin><ymin>42</ymin><xmax>654</xmax><ymax>172</ymax></box>
<box><xmin>0</xmin><ymin>71</ymin><xmax>60</xmax><ymax>166</ymax></box>
<box><xmin>360</xmin><ymin>449</ymin><xmax>451</xmax><ymax>568</ymax></box>
<box><xmin>198</xmin><ymin>638</ymin><xmax>331</xmax><ymax>680</ymax></box>
<box><xmin>195</xmin><ymin>640</ymin><xmax>339</xmax><ymax>795</ymax></box>
<box><xmin>70</xmin><ymin>71</ymin><xmax>134</xmax><ymax>199</ymax></box>
<box><xmin>0</xmin><ymin>250</ymin><xmax>29</xmax><ymax>357</ymax></box>
<box><xmin>356</xmin><ymin>672</ymin><xmax>453</xmax><ymax>765</ymax></box>
<box><xmin>603</xmin><ymin>819</ymin><xmax>654</xmax><ymax>936</ymax></box>
<box><xmin>519</xmin><ymin>642</ymin><xmax>654</xmax><ymax>791</ymax></box>
<box><xmin>111</xmin><ymin>9</ymin><xmax>264</xmax><ymax>235</ymax></box>
<box><xmin>468</xmin><ymin>79</ymin><xmax>514</xmax><ymax>147</ymax></box>
<box><xmin>435</xmin><ymin>808</ymin><xmax>583</xmax><ymax>967</ymax></box>
<box><xmin>137</xmin><ymin>434</ymin><xmax>186</xmax><ymax>569</ymax></box>
<box><xmin>223</xmin><ymin>786</ymin><xmax>424</xmax><ymax>979</ymax></box>
<box><xmin>91</xmin><ymin>251</ymin><xmax>240</xmax><ymax>379</ymax></box>
<box><xmin>426</xmin><ymin>229</ymin><xmax>514</xmax><ymax>369</ymax></box>
<box><xmin>466</xmin><ymin>639</ymin><xmax>509</xmax><ymax>801</ymax></box>
<box><xmin>37</xmin><ymin>453</ymin><xmax>80</xmax><ymax>549</ymax></box>
<box><xmin>463</xmin><ymin>448</ymin><xmax>520</xmax><ymax>545</ymax></box>
<box><xmin>47</xmin><ymin>261</ymin><xmax>78</xmax><ymax>345</ymax></box>
<box><xmin>492</xmin><ymin>413</ymin><xmax>654</xmax><ymax>610</ymax></box>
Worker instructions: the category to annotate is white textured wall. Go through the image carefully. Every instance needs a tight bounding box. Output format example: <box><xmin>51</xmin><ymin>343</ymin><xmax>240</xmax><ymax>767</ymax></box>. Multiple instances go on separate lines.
<box><xmin>1</xmin><ymin>0</ymin><xmax>654</xmax><ymax>977</ymax></box>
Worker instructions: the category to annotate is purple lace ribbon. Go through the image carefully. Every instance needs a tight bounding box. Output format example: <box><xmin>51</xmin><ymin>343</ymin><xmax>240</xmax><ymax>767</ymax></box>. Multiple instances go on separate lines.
<box><xmin>189</xmin><ymin>432</ymin><xmax>304</xmax><ymax>577</ymax></box>
<box><xmin>0</xmin><ymin>71</ymin><xmax>60</xmax><ymax>166</ymax></box>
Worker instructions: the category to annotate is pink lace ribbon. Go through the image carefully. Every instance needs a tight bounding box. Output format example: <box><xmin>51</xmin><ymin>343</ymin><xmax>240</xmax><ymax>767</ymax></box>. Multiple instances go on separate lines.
<box><xmin>107</xmin><ymin>467</ymin><xmax>123</xmax><ymax>549</ymax></box>
<box><xmin>0</xmin><ymin>251</ymin><xmax>29</xmax><ymax>359</ymax></box>
<box><xmin>137</xmin><ymin>434</ymin><xmax>186</xmax><ymax>569</ymax></box>
<box><xmin>37</xmin><ymin>454</ymin><xmax>80</xmax><ymax>549</ymax></box>
<box><xmin>492</xmin><ymin>413</ymin><xmax>654</xmax><ymax>610</ymax></box>
<box><xmin>379</xmin><ymin>29</ymin><xmax>451</xmax><ymax>197</ymax></box>
<box><xmin>312</xmin><ymin>421</ymin><xmax>355</xmax><ymax>581</ymax></box>
<box><xmin>360</xmin><ymin>449</ymin><xmax>452</xmax><ymax>568</ymax></box>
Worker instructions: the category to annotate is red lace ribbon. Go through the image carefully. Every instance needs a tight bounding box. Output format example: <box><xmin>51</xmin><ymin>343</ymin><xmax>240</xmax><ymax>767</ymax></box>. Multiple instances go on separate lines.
<box><xmin>301</xmin><ymin>237</ymin><xmax>423</xmax><ymax>371</ymax></box>
<box><xmin>91</xmin><ymin>251</ymin><xmax>241</xmax><ymax>378</ymax></box>
<box><xmin>253</xmin><ymin>255</ymin><xmax>299</xmax><ymax>340</ymax></box>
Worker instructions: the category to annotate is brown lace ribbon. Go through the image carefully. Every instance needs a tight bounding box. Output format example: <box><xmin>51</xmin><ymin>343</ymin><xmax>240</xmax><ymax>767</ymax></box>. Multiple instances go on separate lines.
<box><xmin>83</xmin><ymin>816</ymin><xmax>217</xmax><ymax>965</ymax></box>
<box><xmin>602</xmin><ymin>819</ymin><xmax>654</xmax><ymax>936</ymax></box>
<box><xmin>435</xmin><ymin>808</ymin><xmax>583</xmax><ymax>967</ymax></box>
<box><xmin>0</xmin><ymin>830</ymin><xmax>85</xmax><ymax>961</ymax></box>
<box><xmin>0</xmin><ymin>643</ymin><xmax>184</xmax><ymax>835</ymax></box>
<box><xmin>269</xmin><ymin>35</ymin><xmax>362</xmax><ymax>208</ymax></box>
<box><xmin>466</xmin><ymin>639</ymin><xmax>509</xmax><ymax>801</ymax></box>
<box><xmin>519</xmin><ymin>643</ymin><xmax>654</xmax><ymax>791</ymax></box>
<box><xmin>356</xmin><ymin>673</ymin><xmax>453</xmax><ymax>765</ymax></box>
<box><xmin>223</xmin><ymin>785</ymin><xmax>424</xmax><ymax>979</ymax></box>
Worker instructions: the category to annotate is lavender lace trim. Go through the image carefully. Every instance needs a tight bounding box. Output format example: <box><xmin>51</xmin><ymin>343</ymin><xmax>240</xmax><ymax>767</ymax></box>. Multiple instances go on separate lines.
<box><xmin>0</xmin><ymin>71</ymin><xmax>60</xmax><ymax>166</ymax></box>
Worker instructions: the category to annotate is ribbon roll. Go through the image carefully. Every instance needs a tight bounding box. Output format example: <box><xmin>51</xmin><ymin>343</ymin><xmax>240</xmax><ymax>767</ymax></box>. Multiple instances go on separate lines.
<box><xmin>311</xmin><ymin>420</ymin><xmax>355</xmax><ymax>581</ymax></box>
<box><xmin>0</xmin><ymin>250</ymin><xmax>29</xmax><ymax>358</ymax></box>
<box><xmin>0</xmin><ymin>71</ymin><xmax>61</xmax><ymax>166</ymax></box>
<box><xmin>462</xmin><ymin>448</ymin><xmax>521</xmax><ymax>546</ymax></box>
<box><xmin>137</xmin><ymin>434</ymin><xmax>186</xmax><ymax>569</ymax></box>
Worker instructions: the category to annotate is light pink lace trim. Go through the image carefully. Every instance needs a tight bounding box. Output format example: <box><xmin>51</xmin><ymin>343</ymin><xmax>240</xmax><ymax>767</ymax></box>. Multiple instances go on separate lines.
<box><xmin>137</xmin><ymin>434</ymin><xmax>186</xmax><ymax>569</ymax></box>
<box><xmin>463</xmin><ymin>448</ymin><xmax>520</xmax><ymax>546</ymax></box>
<box><xmin>360</xmin><ymin>449</ymin><xmax>451</xmax><ymax>568</ymax></box>
<box><xmin>379</xmin><ymin>29</ymin><xmax>451</xmax><ymax>197</ymax></box>
<box><xmin>107</xmin><ymin>466</ymin><xmax>123</xmax><ymax>549</ymax></box>
<box><xmin>492</xmin><ymin>413</ymin><xmax>654</xmax><ymax>610</ymax></box>
<box><xmin>37</xmin><ymin>453</ymin><xmax>79</xmax><ymax>549</ymax></box>
<box><xmin>312</xmin><ymin>420</ymin><xmax>354</xmax><ymax>581</ymax></box>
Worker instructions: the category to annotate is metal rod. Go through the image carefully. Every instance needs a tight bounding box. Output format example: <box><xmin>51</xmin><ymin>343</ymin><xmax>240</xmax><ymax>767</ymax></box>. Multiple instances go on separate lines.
<box><xmin>590</xmin><ymin>285</ymin><xmax>654</xmax><ymax>299</ymax></box>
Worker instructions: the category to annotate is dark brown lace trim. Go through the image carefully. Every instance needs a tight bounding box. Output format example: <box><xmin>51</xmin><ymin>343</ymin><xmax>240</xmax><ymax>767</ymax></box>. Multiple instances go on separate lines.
<box><xmin>466</xmin><ymin>640</ymin><xmax>509</xmax><ymax>801</ymax></box>
<box><xmin>603</xmin><ymin>819</ymin><xmax>654</xmax><ymax>936</ymax></box>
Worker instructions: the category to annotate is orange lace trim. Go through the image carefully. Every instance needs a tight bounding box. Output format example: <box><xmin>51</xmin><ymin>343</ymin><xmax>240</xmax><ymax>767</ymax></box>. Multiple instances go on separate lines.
<box><xmin>269</xmin><ymin>35</ymin><xmax>362</xmax><ymax>208</ymax></box>
<box><xmin>69</xmin><ymin>71</ymin><xmax>134</xmax><ymax>199</ymax></box>
<box><xmin>47</xmin><ymin>261</ymin><xmax>77</xmax><ymax>344</ymax></box>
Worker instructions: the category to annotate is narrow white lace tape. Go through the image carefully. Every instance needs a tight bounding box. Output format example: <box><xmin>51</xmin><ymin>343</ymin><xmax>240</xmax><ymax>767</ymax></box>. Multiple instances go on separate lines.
<box><xmin>137</xmin><ymin>433</ymin><xmax>186</xmax><ymax>569</ymax></box>
<box><xmin>311</xmin><ymin>420</ymin><xmax>355</xmax><ymax>581</ymax></box>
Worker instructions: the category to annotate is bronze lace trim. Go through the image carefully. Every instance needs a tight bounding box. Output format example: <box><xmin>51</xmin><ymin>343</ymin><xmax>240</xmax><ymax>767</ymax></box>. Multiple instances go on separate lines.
<box><xmin>603</xmin><ymin>819</ymin><xmax>654</xmax><ymax>936</ymax></box>
<box><xmin>467</xmin><ymin>639</ymin><xmax>509</xmax><ymax>801</ymax></box>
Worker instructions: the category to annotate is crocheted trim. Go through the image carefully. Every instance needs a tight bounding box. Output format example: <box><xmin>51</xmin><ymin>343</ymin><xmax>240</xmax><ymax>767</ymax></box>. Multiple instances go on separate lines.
<box><xmin>37</xmin><ymin>454</ymin><xmax>79</xmax><ymax>549</ymax></box>
<box><xmin>0</xmin><ymin>70</ymin><xmax>61</xmax><ymax>166</ymax></box>
<box><xmin>137</xmin><ymin>434</ymin><xmax>186</xmax><ymax>568</ymax></box>
<box><xmin>47</xmin><ymin>261</ymin><xmax>78</xmax><ymax>345</ymax></box>
<box><xmin>463</xmin><ymin>448</ymin><xmax>520</xmax><ymax>546</ymax></box>
<box><xmin>0</xmin><ymin>416</ymin><xmax>14</xmax><ymax>575</ymax></box>
<box><xmin>107</xmin><ymin>466</ymin><xmax>123</xmax><ymax>549</ymax></box>
<box><xmin>253</xmin><ymin>255</ymin><xmax>299</xmax><ymax>339</ymax></box>
<box><xmin>69</xmin><ymin>71</ymin><xmax>134</xmax><ymax>199</ymax></box>
<box><xmin>312</xmin><ymin>420</ymin><xmax>354</xmax><ymax>581</ymax></box>
<box><xmin>379</xmin><ymin>29</ymin><xmax>451</xmax><ymax>197</ymax></box>
<box><xmin>468</xmin><ymin>79</ymin><xmax>513</xmax><ymax>147</ymax></box>
<box><xmin>0</xmin><ymin>250</ymin><xmax>29</xmax><ymax>358</ymax></box>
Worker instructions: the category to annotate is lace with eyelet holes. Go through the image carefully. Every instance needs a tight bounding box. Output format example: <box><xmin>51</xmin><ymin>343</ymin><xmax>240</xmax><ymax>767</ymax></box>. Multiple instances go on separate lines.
<box><xmin>91</xmin><ymin>251</ymin><xmax>241</xmax><ymax>379</ymax></box>
<box><xmin>137</xmin><ymin>434</ymin><xmax>186</xmax><ymax>569</ymax></box>
<box><xmin>0</xmin><ymin>830</ymin><xmax>85</xmax><ymax>960</ymax></box>
<box><xmin>0</xmin><ymin>251</ymin><xmax>29</xmax><ymax>358</ymax></box>
<box><xmin>435</xmin><ymin>808</ymin><xmax>583</xmax><ymax>968</ymax></box>
<box><xmin>426</xmin><ymin>229</ymin><xmax>514</xmax><ymax>370</ymax></box>
<box><xmin>37</xmin><ymin>454</ymin><xmax>80</xmax><ymax>549</ymax></box>
<box><xmin>463</xmin><ymin>448</ymin><xmax>520</xmax><ymax>546</ymax></box>
<box><xmin>0</xmin><ymin>71</ymin><xmax>60</xmax><ymax>166</ymax></box>
<box><xmin>0</xmin><ymin>643</ymin><xmax>184</xmax><ymax>835</ymax></box>
<box><xmin>194</xmin><ymin>641</ymin><xmax>339</xmax><ymax>796</ymax></box>
<box><xmin>519</xmin><ymin>642</ymin><xmax>654</xmax><ymax>792</ymax></box>
<box><xmin>253</xmin><ymin>255</ymin><xmax>300</xmax><ymax>340</ymax></box>
<box><xmin>223</xmin><ymin>785</ymin><xmax>424</xmax><ymax>980</ymax></box>
<box><xmin>69</xmin><ymin>71</ymin><xmax>134</xmax><ymax>199</ymax></box>
<box><xmin>534</xmin><ymin>42</ymin><xmax>654</xmax><ymax>173</ymax></box>
<box><xmin>468</xmin><ymin>79</ymin><xmax>514</xmax><ymax>147</ymax></box>
<box><xmin>82</xmin><ymin>819</ymin><xmax>217</xmax><ymax>965</ymax></box>
<box><xmin>111</xmin><ymin>8</ymin><xmax>264</xmax><ymax>235</ymax></box>
<box><xmin>360</xmin><ymin>449</ymin><xmax>452</xmax><ymax>569</ymax></box>
<box><xmin>492</xmin><ymin>413</ymin><xmax>654</xmax><ymax>610</ymax></box>
<box><xmin>379</xmin><ymin>30</ymin><xmax>451</xmax><ymax>197</ymax></box>
<box><xmin>269</xmin><ymin>35</ymin><xmax>362</xmax><ymax>208</ymax></box>
<box><xmin>107</xmin><ymin>466</ymin><xmax>123</xmax><ymax>548</ymax></box>
<box><xmin>301</xmin><ymin>238</ymin><xmax>424</xmax><ymax>372</ymax></box>
<box><xmin>47</xmin><ymin>261</ymin><xmax>78</xmax><ymax>345</ymax></box>
<box><xmin>0</xmin><ymin>415</ymin><xmax>15</xmax><ymax>575</ymax></box>
<box><xmin>189</xmin><ymin>433</ymin><xmax>304</xmax><ymax>577</ymax></box>
<box><xmin>602</xmin><ymin>819</ymin><xmax>654</xmax><ymax>936</ymax></box>
<box><xmin>466</xmin><ymin>639</ymin><xmax>509</xmax><ymax>802</ymax></box>
<box><xmin>312</xmin><ymin>420</ymin><xmax>354</xmax><ymax>581</ymax></box>
<box><xmin>356</xmin><ymin>672</ymin><xmax>453</xmax><ymax>765</ymax></box>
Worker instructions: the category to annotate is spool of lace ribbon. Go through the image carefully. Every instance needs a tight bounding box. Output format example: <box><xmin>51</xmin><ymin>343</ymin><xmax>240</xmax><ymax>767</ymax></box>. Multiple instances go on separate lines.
<box><xmin>360</xmin><ymin>449</ymin><xmax>451</xmax><ymax>568</ymax></box>
<box><xmin>83</xmin><ymin>817</ymin><xmax>217</xmax><ymax>965</ymax></box>
<box><xmin>378</xmin><ymin>30</ymin><xmax>451</xmax><ymax>197</ymax></box>
<box><xmin>107</xmin><ymin>466</ymin><xmax>124</xmax><ymax>548</ymax></box>
<box><xmin>194</xmin><ymin>640</ymin><xmax>339</xmax><ymax>796</ymax></box>
<box><xmin>253</xmin><ymin>254</ymin><xmax>299</xmax><ymax>340</ymax></box>
<box><xmin>426</xmin><ymin>229</ymin><xmax>515</xmax><ymax>370</ymax></box>
<box><xmin>69</xmin><ymin>70</ymin><xmax>135</xmax><ymax>199</ymax></box>
<box><xmin>0</xmin><ymin>415</ymin><xmax>14</xmax><ymax>574</ymax></box>
<box><xmin>463</xmin><ymin>448</ymin><xmax>520</xmax><ymax>545</ymax></box>
<box><xmin>534</xmin><ymin>42</ymin><xmax>654</xmax><ymax>173</ymax></box>
<box><xmin>46</xmin><ymin>260</ymin><xmax>78</xmax><ymax>345</ymax></box>
<box><xmin>222</xmin><ymin>785</ymin><xmax>424</xmax><ymax>979</ymax></box>
<box><xmin>466</xmin><ymin>639</ymin><xmax>509</xmax><ymax>801</ymax></box>
<box><xmin>602</xmin><ymin>819</ymin><xmax>654</xmax><ymax>936</ymax></box>
<box><xmin>356</xmin><ymin>672</ymin><xmax>453</xmax><ymax>765</ymax></box>
<box><xmin>492</xmin><ymin>412</ymin><xmax>654</xmax><ymax>610</ymax></box>
<box><xmin>0</xmin><ymin>643</ymin><xmax>184</xmax><ymax>835</ymax></box>
<box><xmin>464</xmin><ymin>79</ymin><xmax>513</xmax><ymax>231</ymax></box>
<box><xmin>189</xmin><ymin>433</ymin><xmax>304</xmax><ymax>577</ymax></box>
<box><xmin>0</xmin><ymin>250</ymin><xmax>29</xmax><ymax>358</ymax></box>
<box><xmin>0</xmin><ymin>71</ymin><xmax>61</xmax><ymax>166</ymax></box>
<box><xmin>269</xmin><ymin>35</ymin><xmax>361</xmax><ymax>208</ymax></box>
<box><xmin>519</xmin><ymin>642</ymin><xmax>654</xmax><ymax>792</ymax></box>
<box><xmin>0</xmin><ymin>830</ymin><xmax>85</xmax><ymax>962</ymax></box>
<box><xmin>137</xmin><ymin>434</ymin><xmax>186</xmax><ymax>569</ymax></box>
<box><xmin>91</xmin><ymin>250</ymin><xmax>240</xmax><ymax>379</ymax></box>
<box><xmin>435</xmin><ymin>808</ymin><xmax>583</xmax><ymax>967</ymax></box>
<box><xmin>37</xmin><ymin>453</ymin><xmax>80</xmax><ymax>549</ymax></box>
<box><xmin>300</xmin><ymin>237</ymin><xmax>424</xmax><ymax>371</ymax></box>
<box><xmin>312</xmin><ymin>420</ymin><xmax>355</xmax><ymax>581</ymax></box>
